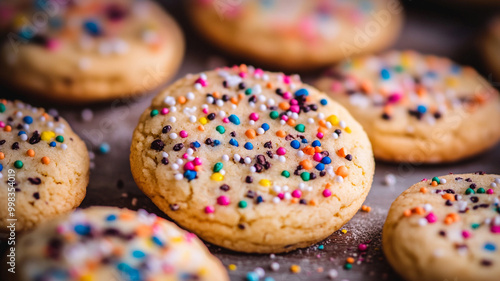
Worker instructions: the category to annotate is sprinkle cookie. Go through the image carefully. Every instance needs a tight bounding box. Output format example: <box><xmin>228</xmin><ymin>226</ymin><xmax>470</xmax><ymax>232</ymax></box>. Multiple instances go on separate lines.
<box><xmin>188</xmin><ymin>0</ymin><xmax>403</xmax><ymax>71</ymax></box>
<box><xmin>12</xmin><ymin>207</ymin><xmax>229</xmax><ymax>281</ymax></box>
<box><xmin>130</xmin><ymin>66</ymin><xmax>375</xmax><ymax>253</ymax></box>
<box><xmin>383</xmin><ymin>173</ymin><xmax>500</xmax><ymax>281</ymax></box>
<box><xmin>315</xmin><ymin>50</ymin><xmax>500</xmax><ymax>163</ymax></box>
<box><xmin>0</xmin><ymin>100</ymin><xmax>89</xmax><ymax>232</ymax></box>
<box><xmin>0</xmin><ymin>0</ymin><xmax>184</xmax><ymax>103</ymax></box>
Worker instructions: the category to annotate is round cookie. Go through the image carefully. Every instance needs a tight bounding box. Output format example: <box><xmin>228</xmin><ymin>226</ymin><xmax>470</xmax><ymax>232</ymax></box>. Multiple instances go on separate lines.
<box><xmin>0</xmin><ymin>0</ymin><xmax>184</xmax><ymax>103</ymax></box>
<box><xmin>130</xmin><ymin>65</ymin><xmax>375</xmax><ymax>253</ymax></box>
<box><xmin>0</xmin><ymin>100</ymin><xmax>89</xmax><ymax>232</ymax></box>
<box><xmin>12</xmin><ymin>207</ymin><xmax>229</xmax><ymax>281</ymax></box>
<box><xmin>315</xmin><ymin>50</ymin><xmax>500</xmax><ymax>163</ymax></box>
<box><xmin>188</xmin><ymin>0</ymin><xmax>403</xmax><ymax>71</ymax></box>
<box><xmin>383</xmin><ymin>173</ymin><xmax>500</xmax><ymax>281</ymax></box>
<box><xmin>481</xmin><ymin>17</ymin><xmax>500</xmax><ymax>80</ymax></box>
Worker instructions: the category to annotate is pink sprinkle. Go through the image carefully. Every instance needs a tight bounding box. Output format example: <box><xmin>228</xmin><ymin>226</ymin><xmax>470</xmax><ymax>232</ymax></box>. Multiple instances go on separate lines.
<box><xmin>330</xmin><ymin>81</ymin><xmax>342</xmax><ymax>92</ymax></box>
<box><xmin>193</xmin><ymin>157</ymin><xmax>202</xmax><ymax>166</ymax></box>
<box><xmin>202</xmin><ymin>108</ymin><xmax>209</xmax><ymax>114</ymax></box>
<box><xmin>358</xmin><ymin>244</ymin><xmax>367</xmax><ymax>251</ymax></box>
<box><xmin>46</xmin><ymin>38</ymin><xmax>60</xmax><ymax>51</ymax></box>
<box><xmin>291</xmin><ymin>190</ymin><xmax>302</xmax><ymax>198</ymax></box>
<box><xmin>290</xmin><ymin>99</ymin><xmax>298</xmax><ymax>105</ymax></box>
<box><xmin>290</xmin><ymin>105</ymin><xmax>300</xmax><ymax>113</ymax></box>
<box><xmin>421</xmin><ymin>178</ymin><xmax>428</xmax><ymax>182</ymax></box>
<box><xmin>56</xmin><ymin>225</ymin><xmax>65</xmax><ymax>234</ymax></box>
<box><xmin>182</xmin><ymin>153</ymin><xmax>189</xmax><ymax>159</ymax></box>
<box><xmin>283</xmin><ymin>92</ymin><xmax>292</xmax><ymax>99</ymax></box>
<box><xmin>462</xmin><ymin>230</ymin><xmax>472</xmax><ymax>239</ymax></box>
<box><xmin>254</xmin><ymin>68</ymin><xmax>264</xmax><ymax>77</ymax></box>
<box><xmin>322</xmin><ymin>189</ymin><xmax>331</xmax><ymax>197</ymax></box>
<box><xmin>425</xmin><ymin>212</ymin><xmax>437</xmax><ymax>223</ymax></box>
<box><xmin>204</xmin><ymin>206</ymin><xmax>215</xmax><ymax>214</ymax></box>
<box><xmin>249</xmin><ymin>112</ymin><xmax>259</xmax><ymax>121</ymax></box>
<box><xmin>185</xmin><ymin>232</ymin><xmax>196</xmax><ymax>243</ymax></box>
<box><xmin>217</xmin><ymin>196</ymin><xmax>230</xmax><ymax>206</ymax></box>
<box><xmin>195</xmin><ymin>78</ymin><xmax>207</xmax><ymax>87</ymax></box>
<box><xmin>184</xmin><ymin>162</ymin><xmax>195</xmax><ymax>171</ymax></box>
<box><xmin>283</xmin><ymin>75</ymin><xmax>291</xmax><ymax>84</ymax></box>
<box><xmin>179</xmin><ymin>130</ymin><xmax>188</xmax><ymax>138</ymax></box>
<box><xmin>281</xmin><ymin>115</ymin><xmax>289</xmax><ymax>121</ymax></box>
<box><xmin>387</xmin><ymin>93</ymin><xmax>402</xmax><ymax>104</ymax></box>
<box><xmin>317</xmin><ymin>132</ymin><xmax>324</xmax><ymax>139</ymax></box>
<box><xmin>277</xmin><ymin>193</ymin><xmax>284</xmax><ymax>199</ymax></box>
<box><xmin>491</xmin><ymin>225</ymin><xmax>500</xmax><ymax>234</ymax></box>
<box><xmin>161</xmin><ymin>108</ymin><xmax>169</xmax><ymax>115</ymax></box>
<box><xmin>313</xmin><ymin>153</ymin><xmax>322</xmax><ymax>162</ymax></box>
<box><xmin>239</xmin><ymin>72</ymin><xmax>247</xmax><ymax>78</ymax></box>
<box><xmin>0</xmin><ymin>121</ymin><xmax>5</xmax><ymax>128</ymax></box>
<box><xmin>487</xmin><ymin>189</ymin><xmax>494</xmax><ymax>194</ymax></box>
<box><xmin>276</xmin><ymin>147</ymin><xmax>286</xmax><ymax>156</ymax></box>
<box><xmin>223</xmin><ymin>117</ymin><xmax>229</xmax><ymax>123</ymax></box>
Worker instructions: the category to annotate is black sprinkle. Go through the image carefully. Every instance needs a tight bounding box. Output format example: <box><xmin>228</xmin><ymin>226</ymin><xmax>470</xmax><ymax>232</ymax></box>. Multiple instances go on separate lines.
<box><xmin>345</xmin><ymin>154</ymin><xmax>353</xmax><ymax>161</ymax></box>
<box><xmin>150</xmin><ymin>139</ymin><xmax>165</xmax><ymax>151</ymax></box>
<box><xmin>11</xmin><ymin>142</ymin><xmax>19</xmax><ymax>150</ymax></box>
<box><xmin>28</xmin><ymin>178</ymin><xmax>41</xmax><ymax>185</ymax></box>
<box><xmin>33</xmin><ymin>192</ymin><xmax>40</xmax><ymax>200</ymax></box>
<box><xmin>29</xmin><ymin>131</ymin><xmax>41</xmax><ymax>144</ymax></box>
<box><xmin>162</xmin><ymin>125</ymin><xmax>172</xmax><ymax>134</ymax></box>
<box><xmin>0</xmin><ymin>140</ymin><xmax>5</xmax><ymax>145</ymax></box>
<box><xmin>245</xmin><ymin>176</ymin><xmax>253</xmax><ymax>183</ymax></box>
<box><xmin>173</xmin><ymin>143</ymin><xmax>184</xmax><ymax>151</ymax></box>
<box><xmin>161</xmin><ymin>158</ymin><xmax>169</xmax><ymax>165</ymax></box>
<box><xmin>207</xmin><ymin>113</ymin><xmax>216</xmax><ymax>120</ymax></box>
<box><xmin>220</xmin><ymin>184</ymin><xmax>230</xmax><ymax>191</ymax></box>
<box><xmin>170</xmin><ymin>204</ymin><xmax>180</xmax><ymax>211</ymax></box>
<box><xmin>263</xmin><ymin>141</ymin><xmax>272</xmax><ymax>149</ymax></box>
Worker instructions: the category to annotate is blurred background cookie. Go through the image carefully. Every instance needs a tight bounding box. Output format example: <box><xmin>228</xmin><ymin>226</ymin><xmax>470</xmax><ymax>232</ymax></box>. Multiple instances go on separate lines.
<box><xmin>481</xmin><ymin>17</ymin><xmax>500</xmax><ymax>81</ymax></box>
<box><xmin>188</xmin><ymin>0</ymin><xmax>403</xmax><ymax>71</ymax></box>
<box><xmin>12</xmin><ymin>207</ymin><xmax>229</xmax><ymax>281</ymax></box>
<box><xmin>316</xmin><ymin>50</ymin><xmax>500</xmax><ymax>163</ymax></box>
<box><xmin>0</xmin><ymin>100</ymin><xmax>89</xmax><ymax>232</ymax></box>
<box><xmin>0</xmin><ymin>0</ymin><xmax>184</xmax><ymax>103</ymax></box>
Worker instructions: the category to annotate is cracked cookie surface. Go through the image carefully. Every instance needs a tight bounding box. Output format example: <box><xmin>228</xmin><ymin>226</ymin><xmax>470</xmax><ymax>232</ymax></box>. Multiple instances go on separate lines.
<box><xmin>130</xmin><ymin>66</ymin><xmax>374</xmax><ymax>253</ymax></box>
<box><xmin>383</xmin><ymin>173</ymin><xmax>500</xmax><ymax>281</ymax></box>
<box><xmin>0</xmin><ymin>100</ymin><xmax>89</xmax><ymax>232</ymax></box>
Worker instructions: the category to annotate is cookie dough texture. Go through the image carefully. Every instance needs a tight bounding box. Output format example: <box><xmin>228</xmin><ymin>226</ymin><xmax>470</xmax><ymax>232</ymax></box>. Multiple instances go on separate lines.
<box><xmin>383</xmin><ymin>174</ymin><xmax>500</xmax><ymax>281</ymax></box>
<box><xmin>0</xmin><ymin>0</ymin><xmax>184</xmax><ymax>103</ymax></box>
<box><xmin>0</xmin><ymin>100</ymin><xmax>89</xmax><ymax>232</ymax></box>
<box><xmin>316</xmin><ymin>50</ymin><xmax>500</xmax><ymax>163</ymax></box>
<box><xmin>188</xmin><ymin>0</ymin><xmax>403</xmax><ymax>71</ymax></box>
<box><xmin>13</xmin><ymin>207</ymin><xmax>229</xmax><ymax>281</ymax></box>
<box><xmin>130</xmin><ymin>66</ymin><xmax>375</xmax><ymax>253</ymax></box>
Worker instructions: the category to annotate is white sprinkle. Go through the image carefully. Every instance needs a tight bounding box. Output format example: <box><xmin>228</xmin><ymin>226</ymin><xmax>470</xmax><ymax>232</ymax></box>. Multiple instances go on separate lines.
<box><xmin>189</xmin><ymin>116</ymin><xmax>196</xmax><ymax>123</ymax></box>
<box><xmin>219</xmin><ymin>110</ymin><xmax>227</xmax><ymax>117</ymax></box>
<box><xmin>257</xmin><ymin>128</ymin><xmax>265</xmax><ymax>135</ymax></box>
<box><xmin>328</xmin><ymin>269</ymin><xmax>338</xmax><ymax>279</ymax></box>
<box><xmin>254</xmin><ymin>268</ymin><xmax>265</xmax><ymax>278</ymax></box>
<box><xmin>16</xmin><ymin>111</ymin><xmax>23</xmax><ymax>118</ymax></box>
<box><xmin>201</xmin><ymin>104</ymin><xmax>208</xmax><ymax>109</ymax></box>
<box><xmin>206</xmin><ymin>96</ymin><xmax>214</xmax><ymax>104</ymax></box>
<box><xmin>81</xmin><ymin>108</ymin><xmax>93</xmax><ymax>121</ymax></box>
<box><xmin>384</xmin><ymin>174</ymin><xmax>396</xmax><ymax>186</ymax></box>
<box><xmin>491</xmin><ymin>182</ymin><xmax>497</xmax><ymax>188</ymax></box>
<box><xmin>249</xmin><ymin>102</ymin><xmax>256</xmax><ymax>108</ymax></box>
<box><xmin>495</xmin><ymin>178</ymin><xmax>500</xmax><ymax>184</ymax></box>
<box><xmin>326</xmin><ymin>122</ymin><xmax>332</xmax><ymax>129</ymax></box>
<box><xmin>273</xmin><ymin>186</ymin><xmax>282</xmax><ymax>193</ymax></box>
<box><xmin>307</xmin><ymin>118</ymin><xmax>314</xmax><ymax>124</ymax></box>
<box><xmin>258</xmin><ymin>95</ymin><xmax>266</xmax><ymax>102</ymax></box>
<box><xmin>220</xmin><ymin>169</ymin><xmax>226</xmax><ymax>175</ymax></box>
<box><xmin>267</xmin><ymin>99</ymin><xmax>275</xmax><ymax>106</ymax></box>
<box><xmin>244</xmin><ymin>157</ymin><xmax>252</xmax><ymax>164</ymax></box>
<box><xmin>20</xmin><ymin>134</ymin><xmax>28</xmax><ymax>141</ymax></box>
<box><xmin>332</xmin><ymin>132</ymin><xmax>339</xmax><ymax>139</ymax></box>
<box><xmin>162</xmin><ymin>152</ymin><xmax>169</xmax><ymax>158</ymax></box>
<box><xmin>270</xmin><ymin>254</ymin><xmax>276</xmax><ymax>259</ymax></box>
<box><xmin>339</xmin><ymin>120</ymin><xmax>347</xmax><ymax>128</ymax></box>
<box><xmin>249</xmin><ymin>120</ymin><xmax>255</xmax><ymax>125</ymax></box>
<box><xmin>186</xmin><ymin>148</ymin><xmax>194</xmax><ymax>155</ymax></box>
<box><xmin>273</xmin><ymin>197</ymin><xmax>280</xmax><ymax>204</ymax></box>
<box><xmin>61</xmin><ymin>144</ymin><xmax>68</xmax><ymax>150</ymax></box>
<box><xmin>195</xmin><ymin>83</ymin><xmax>203</xmax><ymax>90</ymax></box>
<box><xmin>169</xmin><ymin>117</ymin><xmax>176</xmax><ymax>123</ymax></box>
<box><xmin>318</xmin><ymin>113</ymin><xmax>325</xmax><ymax>119</ymax></box>
<box><xmin>423</xmin><ymin>204</ymin><xmax>432</xmax><ymax>212</ymax></box>
<box><xmin>278</xmin><ymin>156</ymin><xmax>286</xmax><ymax>162</ymax></box>
<box><xmin>250</xmin><ymin>166</ymin><xmax>256</xmax><ymax>173</ymax></box>
<box><xmin>216</xmin><ymin>100</ymin><xmax>224</xmax><ymax>107</ymax></box>
<box><xmin>299</xmin><ymin>183</ymin><xmax>305</xmax><ymax>190</ymax></box>
<box><xmin>440</xmin><ymin>178</ymin><xmax>447</xmax><ymax>184</ymax></box>
<box><xmin>284</xmin><ymin>193</ymin><xmax>292</xmax><ymax>200</ymax></box>
<box><xmin>174</xmin><ymin>174</ymin><xmax>183</xmax><ymax>180</ymax></box>
<box><xmin>231</xmin><ymin>104</ymin><xmax>237</xmax><ymax>110</ymax></box>
<box><xmin>187</xmin><ymin>156</ymin><xmax>195</xmax><ymax>161</ymax></box>
<box><xmin>171</xmin><ymin>164</ymin><xmax>179</xmax><ymax>170</ymax></box>
<box><xmin>222</xmin><ymin>155</ymin><xmax>229</xmax><ymax>161</ymax></box>
<box><xmin>176</xmin><ymin>159</ymin><xmax>183</xmax><ymax>165</ymax></box>
<box><xmin>280</xmin><ymin>120</ymin><xmax>286</xmax><ymax>125</ymax></box>
<box><xmin>259</xmin><ymin>104</ymin><xmax>267</xmax><ymax>111</ymax></box>
<box><xmin>282</xmin><ymin>185</ymin><xmax>289</xmax><ymax>191</ymax></box>
<box><xmin>297</xmin><ymin>151</ymin><xmax>305</xmax><ymax>157</ymax></box>
<box><xmin>187</xmin><ymin>92</ymin><xmax>195</xmax><ymax>100</ymax></box>
<box><xmin>262</xmin><ymin>74</ymin><xmax>269</xmax><ymax>81</ymax></box>
<box><xmin>234</xmin><ymin>154</ymin><xmax>241</xmax><ymax>162</ymax></box>
<box><xmin>169</xmin><ymin>133</ymin><xmax>177</xmax><ymax>139</ymax></box>
<box><xmin>418</xmin><ymin>218</ymin><xmax>428</xmax><ymax>226</ymax></box>
<box><xmin>335</xmin><ymin>176</ymin><xmax>343</xmax><ymax>183</ymax></box>
<box><xmin>270</xmin><ymin>262</ymin><xmax>280</xmax><ymax>271</ymax></box>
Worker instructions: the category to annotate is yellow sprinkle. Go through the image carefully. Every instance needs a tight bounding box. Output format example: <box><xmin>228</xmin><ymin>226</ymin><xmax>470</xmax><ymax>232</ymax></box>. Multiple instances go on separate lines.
<box><xmin>199</xmin><ymin>117</ymin><xmax>208</xmax><ymax>125</ymax></box>
<box><xmin>228</xmin><ymin>264</ymin><xmax>237</xmax><ymax>271</ymax></box>
<box><xmin>345</xmin><ymin>127</ymin><xmax>352</xmax><ymax>134</ymax></box>
<box><xmin>290</xmin><ymin>264</ymin><xmax>301</xmax><ymax>274</ymax></box>
<box><xmin>211</xmin><ymin>173</ymin><xmax>224</xmax><ymax>181</ymax></box>
<box><xmin>198</xmin><ymin>267</ymin><xmax>208</xmax><ymax>276</ymax></box>
<box><xmin>341</xmin><ymin>229</ymin><xmax>347</xmax><ymax>234</ymax></box>
<box><xmin>446</xmin><ymin>77</ymin><xmax>458</xmax><ymax>87</ymax></box>
<box><xmin>79</xmin><ymin>274</ymin><xmax>93</xmax><ymax>281</ymax></box>
<box><xmin>326</xmin><ymin>115</ymin><xmax>339</xmax><ymax>126</ymax></box>
<box><xmin>171</xmin><ymin>236</ymin><xmax>183</xmax><ymax>243</ymax></box>
<box><xmin>41</xmin><ymin>131</ymin><xmax>55</xmax><ymax>141</ymax></box>
<box><xmin>259</xmin><ymin>179</ymin><xmax>271</xmax><ymax>187</ymax></box>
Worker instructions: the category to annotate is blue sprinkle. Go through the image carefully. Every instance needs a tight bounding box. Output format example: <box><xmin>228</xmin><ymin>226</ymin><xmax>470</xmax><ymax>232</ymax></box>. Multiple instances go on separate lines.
<box><xmin>264</xmin><ymin>278</ymin><xmax>275</xmax><ymax>281</ymax></box>
<box><xmin>451</xmin><ymin>65</ymin><xmax>462</xmax><ymax>74</ymax></box>
<box><xmin>320</xmin><ymin>99</ymin><xmax>328</xmax><ymax>106</ymax></box>
<box><xmin>321</xmin><ymin>157</ymin><xmax>332</xmax><ymax>164</ymax></box>
<box><xmin>229</xmin><ymin>139</ymin><xmax>239</xmax><ymax>147</ymax></box>
<box><xmin>228</xmin><ymin>114</ymin><xmax>240</xmax><ymax>125</ymax></box>
<box><xmin>246</xmin><ymin>272</ymin><xmax>259</xmax><ymax>281</ymax></box>
<box><xmin>23</xmin><ymin>116</ymin><xmax>33</xmax><ymax>124</ymax></box>
<box><xmin>315</xmin><ymin>163</ymin><xmax>325</xmax><ymax>171</ymax></box>
<box><xmin>426</xmin><ymin>71</ymin><xmax>437</xmax><ymax>78</ymax></box>
<box><xmin>184</xmin><ymin>170</ymin><xmax>197</xmax><ymax>181</ymax></box>
<box><xmin>417</xmin><ymin>105</ymin><xmax>427</xmax><ymax>114</ymax></box>
<box><xmin>318</xmin><ymin>245</ymin><xmax>325</xmax><ymax>250</ymax></box>
<box><xmin>244</xmin><ymin>142</ymin><xmax>254</xmax><ymax>150</ymax></box>
<box><xmin>301</xmin><ymin>138</ymin><xmax>308</xmax><ymax>144</ymax></box>
<box><xmin>290</xmin><ymin>140</ymin><xmax>300</xmax><ymax>149</ymax></box>
<box><xmin>261</xmin><ymin>123</ymin><xmax>270</xmax><ymax>131</ymax></box>
<box><xmin>380</xmin><ymin>69</ymin><xmax>391</xmax><ymax>80</ymax></box>
<box><xmin>132</xmin><ymin>250</ymin><xmax>146</xmax><ymax>259</ymax></box>
<box><xmin>193</xmin><ymin>141</ymin><xmax>201</xmax><ymax>148</ymax></box>
<box><xmin>18</xmin><ymin>131</ymin><xmax>26</xmax><ymax>136</ymax></box>
<box><xmin>106</xmin><ymin>214</ymin><xmax>117</xmax><ymax>221</ymax></box>
<box><xmin>83</xmin><ymin>20</ymin><xmax>102</xmax><ymax>36</ymax></box>
<box><xmin>0</xmin><ymin>164</ymin><xmax>3</xmax><ymax>172</ymax></box>
<box><xmin>311</xmin><ymin>140</ymin><xmax>321</xmax><ymax>147</ymax></box>
<box><xmin>152</xmin><ymin>236</ymin><xmax>163</xmax><ymax>247</ymax></box>
<box><xmin>49</xmin><ymin>141</ymin><xmax>57</xmax><ymax>147</ymax></box>
<box><xmin>74</xmin><ymin>224</ymin><xmax>91</xmax><ymax>235</ymax></box>
<box><xmin>99</xmin><ymin>143</ymin><xmax>110</xmax><ymax>154</ymax></box>
<box><xmin>257</xmin><ymin>195</ymin><xmax>264</xmax><ymax>204</ymax></box>
<box><xmin>294</xmin><ymin>88</ymin><xmax>309</xmax><ymax>97</ymax></box>
<box><xmin>19</xmin><ymin>29</ymin><xmax>35</xmax><ymax>40</ymax></box>
<box><xmin>484</xmin><ymin>243</ymin><xmax>496</xmax><ymax>252</ymax></box>
<box><xmin>213</xmin><ymin>140</ymin><xmax>221</xmax><ymax>146</ymax></box>
<box><xmin>117</xmin><ymin>263</ymin><xmax>142</xmax><ymax>281</ymax></box>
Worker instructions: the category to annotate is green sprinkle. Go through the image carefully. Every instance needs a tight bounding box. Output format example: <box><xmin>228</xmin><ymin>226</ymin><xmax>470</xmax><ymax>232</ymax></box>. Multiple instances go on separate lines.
<box><xmin>431</xmin><ymin>177</ymin><xmax>440</xmax><ymax>184</ymax></box>
<box><xmin>238</xmin><ymin>201</ymin><xmax>247</xmax><ymax>208</ymax></box>
<box><xmin>14</xmin><ymin>160</ymin><xmax>23</xmax><ymax>169</ymax></box>
<box><xmin>465</xmin><ymin>188</ymin><xmax>475</xmax><ymax>195</ymax></box>
<box><xmin>477</xmin><ymin>187</ymin><xmax>486</xmax><ymax>194</ymax></box>
<box><xmin>300</xmin><ymin>172</ymin><xmax>310</xmax><ymax>181</ymax></box>
<box><xmin>394</xmin><ymin>65</ymin><xmax>404</xmax><ymax>73</ymax></box>
<box><xmin>344</xmin><ymin>263</ymin><xmax>352</xmax><ymax>270</ymax></box>
<box><xmin>245</xmin><ymin>88</ymin><xmax>252</xmax><ymax>95</ymax></box>
<box><xmin>0</xmin><ymin>103</ymin><xmax>5</xmax><ymax>113</ymax></box>
<box><xmin>55</xmin><ymin>136</ymin><xmax>64</xmax><ymax>143</ymax></box>
<box><xmin>216</xmin><ymin>125</ymin><xmax>226</xmax><ymax>134</ymax></box>
<box><xmin>281</xmin><ymin>170</ymin><xmax>290</xmax><ymax>178</ymax></box>
<box><xmin>213</xmin><ymin>162</ymin><xmax>223</xmax><ymax>173</ymax></box>
<box><xmin>269</xmin><ymin>111</ymin><xmax>279</xmax><ymax>119</ymax></box>
<box><xmin>471</xmin><ymin>223</ymin><xmax>480</xmax><ymax>229</ymax></box>
<box><xmin>150</xmin><ymin>109</ymin><xmax>159</xmax><ymax>117</ymax></box>
<box><xmin>295</xmin><ymin>124</ymin><xmax>305</xmax><ymax>133</ymax></box>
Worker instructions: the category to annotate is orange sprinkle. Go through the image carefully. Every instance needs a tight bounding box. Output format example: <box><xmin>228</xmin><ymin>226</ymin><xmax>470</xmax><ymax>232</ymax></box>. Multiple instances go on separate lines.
<box><xmin>346</xmin><ymin>257</ymin><xmax>355</xmax><ymax>264</ymax></box>
<box><xmin>325</xmin><ymin>183</ymin><xmax>332</xmax><ymax>189</ymax></box>
<box><xmin>318</xmin><ymin>120</ymin><xmax>326</xmax><ymax>127</ymax></box>
<box><xmin>135</xmin><ymin>226</ymin><xmax>151</xmax><ymax>237</ymax></box>
<box><xmin>442</xmin><ymin>194</ymin><xmax>455</xmax><ymax>201</ymax></box>
<box><xmin>239</xmin><ymin>64</ymin><xmax>247</xmax><ymax>72</ymax></box>
<box><xmin>230</xmin><ymin>97</ymin><xmax>239</xmax><ymax>104</ymax></box>
<box><xmin>266</xmin><ymin>82</ymin><xmax>273</xmax><ymax>89</ymax></box>
<box><xmin>403</xmin><ymin>209</ymin><xmax>412</xmax><ymax>217</ymax></box>
<box><xmin>120</xmin><ymin>211</ymin><xmax>134</xmax><ymax>220</ymax></box>
<box><xmin>287</xmin><ymin>119</ymin><xmax>296</xmax><ymax>127</ymax></box>
<box><xmin>314</xmin><ymin>146</ymin><xmax>322</xmax><ymax>153</ymax></box>
<box><xmin>309</xmin><ymin>199</ymin><xmax>317</xmax><ymax>206</ymax></box>
<box><xmin>26</xmin><ymin>149</ymin><xmax>35</xmax><ymax>157</ymax></box>
<box><xmin>336</xmin><ymin>166</ymin><xmax>348</xmax><ymax>178</ymax></box>
<box><xmin>303</xmin><ymin>146</ymin><xmax>315</xmax><ymax>155</ymax></box>
<box><xmin>41</xmin><ymin>157</ymin><xmax>50</xmax><ymax>165</ymax></box>
<box><xmin>431</xmin><ymin>181</ymin><xmax>438</xmax><ymax>186</ymax></box>
<box><xmin>360</xmin><ymin>81</ymin><xmax>372</xmax><ymax>93</ymax></box>
<box><xmin>194</xmin><ymin>166</ymin><xmax>202</xmax><ymax>172</ymax></box>
<box><xmin>413</xmin><ymin>206</ymin><xmax>425</xmax><ymax>215</ymax></box>
<box><xmin>178</xmin><ymin>96</ymin><xmax>187</xmax><ymax>104</ymax></box>
<box><xmin>420</xmin><ymin>187</ymin><xmax>428</xmax><ymax>194</ymax></box>
<box><xmin>276</xmin><ymin>130</ymin><xmax>286</xmax><ymax>138</ymax></box>
<box><xmin>279</xmin><ymin>102</ymin><xmax>290</xmax><ymax>110</ymax></box>
<box><xmin>300</xmin><ymin>160</ymin><xmax>313</xmax><ymax>170</ymax></box>
<box><xmin>198</xmin><ymin>125</ymin><xmax>205</xmax><ymax>131</ymax></box>
<box><xmin>337</xmin><ymin>148</ymin><xmax>346</xmax><ymax>157</ymax></box>
<box><xmin>238</xmin><ymin>93</ymin><xmax>245</xmax><ymax>99</ymax></box>
<box><xmin>212</xmin><ymin>91</ymin><xmax>220</xmax><ymax>98</ymax></box>
<box><xmin>291</xmin><ymin>198</ymin><xmax>299</xmax><ymax>204</ymax></box>
<box><xmin>317</xmin><ymin>127</ymin><xmax>327</xmax><ymax>134</ymax></box>
<box><xmin>361</xmin><ymin>205</ymin><xmax>371</xmax><ymax>212</ymax></box>
<box><xmin>4</xmin><ymin>125</ymin><xmax>11</xmax><ymax>132</ymax></box>
<box><xmin>245</xmin><ymin>129</ymin><xmax>256</xmax><ymax>139</ymax></box>
<box><xmin>0</xmin><ymin>152</ymin><xmax>4</xmax><ymax>160</ymax></box>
